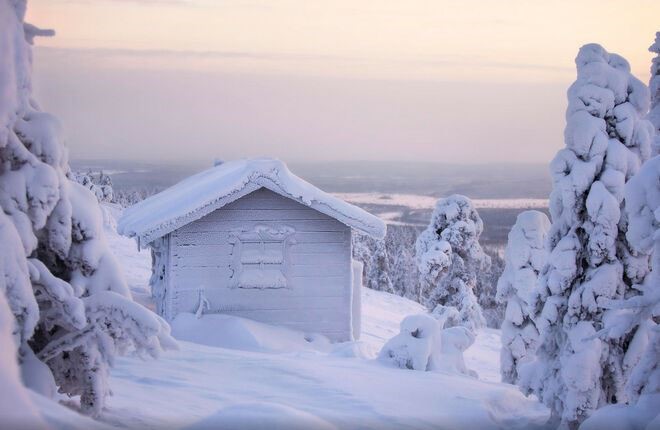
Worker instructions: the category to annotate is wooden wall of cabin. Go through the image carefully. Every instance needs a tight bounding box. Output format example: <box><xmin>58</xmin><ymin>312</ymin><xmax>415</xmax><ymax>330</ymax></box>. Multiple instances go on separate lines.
<box><xmin>164</xmin><ymin>188</ymin><xmax>354</xmax><ymax>341</ymax></box>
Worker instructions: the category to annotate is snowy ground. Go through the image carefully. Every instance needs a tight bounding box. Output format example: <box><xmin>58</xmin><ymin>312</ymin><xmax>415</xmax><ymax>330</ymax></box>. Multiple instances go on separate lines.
<box><xmin>46</xmin><ymin>204</ymin><xmax>549</xmax><ymax>429</ymax></box>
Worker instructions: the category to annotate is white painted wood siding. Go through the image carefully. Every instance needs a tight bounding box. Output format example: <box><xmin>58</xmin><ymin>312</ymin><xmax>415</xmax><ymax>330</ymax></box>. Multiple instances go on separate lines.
<box><xmin>165</xmin><ymin>187</ymin><xmax>353</xmax><ymax>341</ymax></box>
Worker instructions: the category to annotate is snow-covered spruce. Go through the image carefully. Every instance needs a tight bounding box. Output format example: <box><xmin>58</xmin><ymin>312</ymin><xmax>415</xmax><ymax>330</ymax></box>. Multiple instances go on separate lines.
<box><xmin>496</xmin><ymin>210</ymin><xmax>550</xmax><ymax>385</ymax></box>
<box><xmin>477</xmin><ymin>247</ymin><xmax>506</xmax><ymax>328</ymax></box>
<box><xmin>352</xmin><ymin>232</ymin><xmax>394</xmax><ymax>294</ymax></box>
<box><xmin>524</xmin><ymin>44</ymin><xmax>653</xmax><ymax>428</ymax></box>
<box><xmin>0</xmin><ymin>0</ymin><xmax>174</xmax><ymax>417</ymax></box>
<box><xmin>649</xmin><ymin>32</ymin><xmax>660</xmax><ymax>156</ymax></box>
<box><xmin>581</xmin><ymin>155</ymin><xmax>660</xmax><ymax>430</ymax></box>
<box><xmin>353</xmin><ymin>225</ymin><xmax>423</xmax><ymax>301</ymax></box>
<box><xmin>415</xmin><ymin>195</ymin><xmax>489</xmax><ymax>330</ymax></box>
<box><xmin>72</xmin><ymin>170</ymin><xmax>114</xmax><ymax>203</ymax></box>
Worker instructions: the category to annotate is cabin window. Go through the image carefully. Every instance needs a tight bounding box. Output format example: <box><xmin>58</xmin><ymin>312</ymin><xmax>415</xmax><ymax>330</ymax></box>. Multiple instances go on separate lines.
<box><xmin>230</xmin><ymin>225</ymin><xmax>296</xmax><ymax>289</ymax></box>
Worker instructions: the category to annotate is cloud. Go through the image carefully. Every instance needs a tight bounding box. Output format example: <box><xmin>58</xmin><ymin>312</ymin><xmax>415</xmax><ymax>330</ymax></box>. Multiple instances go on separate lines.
<box><xmin>53</xmin><ymin>0</ymin><xmax>196</xmax><ymax>6</ymax></box>
<box><xmin>35</xmin><ymin>46</ymin><xmax>574</xmax><ymax>75</ymax></box>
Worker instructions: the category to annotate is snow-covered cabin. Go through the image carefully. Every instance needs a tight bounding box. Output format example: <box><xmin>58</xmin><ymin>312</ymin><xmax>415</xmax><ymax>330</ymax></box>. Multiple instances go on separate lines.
<box><xmin>118</xmin><ymin>159</ymin><xmax>386</xmax><ymax>341</ymax></box>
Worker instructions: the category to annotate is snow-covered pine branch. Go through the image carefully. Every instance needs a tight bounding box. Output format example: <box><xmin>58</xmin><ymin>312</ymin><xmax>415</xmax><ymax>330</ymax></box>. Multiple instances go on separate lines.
<box><xmin>649</xmin><ymin>32</ymin><xmax>660</xmax><ymax>156</ymax></box>
<box><xmin>0</xmin><ymin>0</ymin><xmax>175</xmax><ymax>417</ymax></box>
<box><xmin>496</xmin><ymin>210</ymin><xmax>549</xmax><ymax>385</ymax></box>
<box><xmin>524</xmin><ymin>44</ymin><xmax>653</xmax><ymax>428</ymax></box>
<box><xmin>415</xmin><ymin>195</ymin><xmax>489</xmax><ymax>330</ymax></box>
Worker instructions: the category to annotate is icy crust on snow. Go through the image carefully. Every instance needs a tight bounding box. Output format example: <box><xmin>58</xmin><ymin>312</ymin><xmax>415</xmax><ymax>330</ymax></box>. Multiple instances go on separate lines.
<box><xmin>118</xmin><ymin>158</ymin><xmax>386</xmax><ymax>243</ymax></box>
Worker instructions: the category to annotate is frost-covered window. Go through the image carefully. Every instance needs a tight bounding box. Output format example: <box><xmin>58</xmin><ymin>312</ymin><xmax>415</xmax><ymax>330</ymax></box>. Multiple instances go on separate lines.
<box><xmin>230</xmin><ymin>225</ymin><xmax>295</xmax><ymax>289</ymax></box>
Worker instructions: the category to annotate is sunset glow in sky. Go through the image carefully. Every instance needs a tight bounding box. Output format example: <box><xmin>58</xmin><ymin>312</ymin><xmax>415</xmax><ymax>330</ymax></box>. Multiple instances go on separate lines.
<box><xmin>26</xmin><ymin>0</ymin><xmax>660</xmax><ymax>163</ymax></box>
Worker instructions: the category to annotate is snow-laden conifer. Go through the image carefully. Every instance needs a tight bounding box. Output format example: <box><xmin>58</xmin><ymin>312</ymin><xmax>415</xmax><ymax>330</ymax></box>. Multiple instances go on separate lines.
<box><xmin>581</xmin><ymin>155</ymin><xmax>660</xmax><ymax>430</ymax></box>
<box><xmin>415</xmin><ymin>195</ymin><xmax>489</xmax><ymax>330</ymax></box>
<box><xmin>0</xmin><ymin>0</ymin><xmax>174</xmax><ymax>416</ymax></box>
<box><xmin>496</xmin><ymin>210</ymin><xmax>550</xmax><ymax>385</ymax></box>
<box><xmin>604</xmin><ymin>156</ymin><xmax>660</xmax><ymax>402</ymax></box>
<box><xmin>524</xmin><ymin>44</ymin><xmax>653</xmax><ymax>428</ymax></box>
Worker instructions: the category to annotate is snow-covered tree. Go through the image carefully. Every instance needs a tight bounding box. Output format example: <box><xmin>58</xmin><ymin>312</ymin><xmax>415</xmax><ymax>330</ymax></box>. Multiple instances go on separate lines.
<box><xmin>353</xmin><ymin>225</ymin><xmax>421</xmax><ymax>300</ymax></box>
<box><xmin>72</xmin><ymin>170</ymin><xmax>114</xmax><ymax>203</ymax></box>
<box><xmin>477</xmin><ymin>247</ymin><xmax>506</xmax><ymax>328</ymax></box>
<box><xmin>604</xmin><ymin>156</ymin><xmax>660</xmax><ymax>402</ymax></box>
<box><xmin>496</xmin><ymin>210</ymin><xmax>550</xmax><ymax>385</ymax></box>
<box><xmin>352</xmin><ymin>232</ymin><xmax>393</xmax><ymax>293</ymax></box>
<box><xmin>524</xmin><ymin>44</ymin><xmax>653</xmax><ymax>428</ymax></box>
<box><xmin>649</xmin><ymin>32</ymin><xmax>660</xmax><ymax>156</ymax></box>
<box><xmin>581</xmin><ymin>156</ymin><xmax>660</xmax><ymax>430</ymax></box>
<box><xmin>415</xmin><ymin>195</ymin><xmax>489</xmax><ymax>330</ymax></box>
<box><xmin>386</xmin><ymin>225</ymin><xmax>422</xmax><ymax>301</ymax></box>
<box><xmin>0</xmin><ymin>0</ymin><xmax>174</xmax><ymax>417</ymax></box>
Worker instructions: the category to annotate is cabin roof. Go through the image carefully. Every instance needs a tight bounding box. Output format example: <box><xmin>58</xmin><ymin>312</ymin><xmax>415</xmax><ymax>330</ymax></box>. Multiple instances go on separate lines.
<box><xmin>117</xmin><ymin>158</ymin><xmax>386</xmax><ymax>244</ymax></box>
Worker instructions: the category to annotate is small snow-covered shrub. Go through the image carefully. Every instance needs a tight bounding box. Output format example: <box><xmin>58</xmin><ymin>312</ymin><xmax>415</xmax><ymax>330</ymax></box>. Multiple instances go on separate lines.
<box><xmin>436</xmin><ymin>326</ymin><xmax>477</xmax><ymax>378</ymax></box>
<box><xmin>378</xmin><ymin>313</ymin><xmax>476</xmax><ymax>377</ymax></box>
<box><xmin>430</xmin><ymin>304</ymin><xmax>462</xmax><ymax>328</ymax></box>
<box><xmin>379</xmin><ymin>314</ymin><xmax>441</xmax><ymax>371</ymax></box>
<box><xmin>415</xmin><ymin>195</ymin><xmax>489</xmax><ymax>330</ymax></box>
<box><xmin>525</xmin><ymin>44</ymin><xmax>653</xmax><ymax>428</ymax></box>
<box><xmin>496</xmin><ymin>210</ymin><xmax>550</xmax><ymax>385</ymax></box>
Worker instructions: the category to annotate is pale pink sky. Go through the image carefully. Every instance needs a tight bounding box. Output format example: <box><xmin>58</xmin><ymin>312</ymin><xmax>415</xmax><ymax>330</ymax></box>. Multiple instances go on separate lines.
<box><xmin>26</xmin><ymin>0</ymin><xmax>660</xmax><ymax>163</ymax></box>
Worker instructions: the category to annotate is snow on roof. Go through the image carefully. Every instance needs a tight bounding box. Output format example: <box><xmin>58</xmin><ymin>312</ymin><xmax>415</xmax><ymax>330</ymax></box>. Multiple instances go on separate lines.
<box><xmin>118</xmin><ymin>158</ymin><xmax>386</xmax><ymax>244</ymax></box>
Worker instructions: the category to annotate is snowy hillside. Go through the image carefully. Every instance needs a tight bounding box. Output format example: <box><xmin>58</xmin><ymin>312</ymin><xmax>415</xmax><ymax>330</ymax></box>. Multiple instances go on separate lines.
<box><xmin>86</xmin><ymin>205</ymin><xmax>550</xmax><ymax>429</ymax></box>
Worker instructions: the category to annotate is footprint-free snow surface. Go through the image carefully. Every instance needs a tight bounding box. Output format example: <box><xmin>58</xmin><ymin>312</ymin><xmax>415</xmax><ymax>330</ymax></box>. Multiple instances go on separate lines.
<box><xmin>94</xmin><ymin>205</ymin><xmax>549</xmax><ymax>429</ymax></box>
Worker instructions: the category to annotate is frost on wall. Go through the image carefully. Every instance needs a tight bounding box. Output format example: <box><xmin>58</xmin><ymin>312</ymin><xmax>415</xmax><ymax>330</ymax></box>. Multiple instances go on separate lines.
<box><xmin>0</xmin><ymin>0</ymin><xmax>174</xmax><ymax>417</ymax></box>
<box><xmin>524</xmin><ymin>44</ymin><xmax>653</xmax><ymax>428</ymax></box>
<box><xmin>415</xmin><ymin>195</ymin><xmax>489</xmax><ymax>330</ymax></box>
<box><xmin>496</xmin><ymin>210</ymin><xmax>550</xmax><ymax>385</ymax></box>
<box><xmin>649</xmin><ymin>32</ymin><xmax>660</xmax><ymax>156</ymax></box>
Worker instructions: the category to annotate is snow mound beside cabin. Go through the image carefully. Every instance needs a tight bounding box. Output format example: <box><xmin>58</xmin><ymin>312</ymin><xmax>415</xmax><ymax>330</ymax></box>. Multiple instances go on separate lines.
<box><xmin>171</xmin><ymin>313</ymin><xmax>332</xmax><ymax>354</ymax></box>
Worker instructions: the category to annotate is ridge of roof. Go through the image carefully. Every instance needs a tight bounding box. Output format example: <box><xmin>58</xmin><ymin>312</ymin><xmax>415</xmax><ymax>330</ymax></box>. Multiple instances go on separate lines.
<box><xmin>117</xmin><ymin>158</ymin><xmax>386</xmax><ymax>244</ymax></box>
